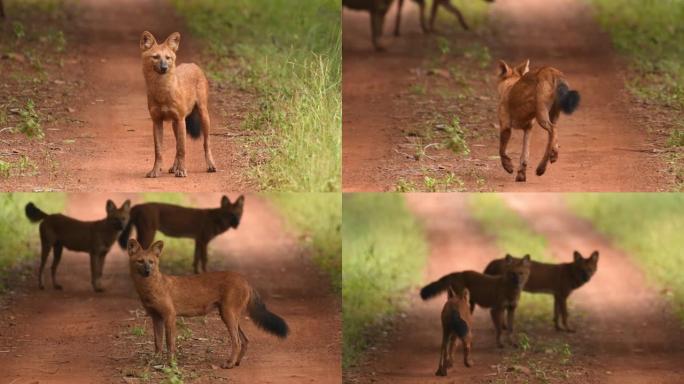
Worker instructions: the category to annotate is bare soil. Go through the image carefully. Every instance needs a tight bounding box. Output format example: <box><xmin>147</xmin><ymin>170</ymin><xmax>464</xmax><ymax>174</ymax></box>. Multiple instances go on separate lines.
<box><xmin>0</xmin><ymin>193</ymin><xmax>341</xmax><ymax>383</ymax></box>
<box><xmin>346</xmin><ymin>194</ymin><xmax>683</xmax><ymax>383</ymax></box>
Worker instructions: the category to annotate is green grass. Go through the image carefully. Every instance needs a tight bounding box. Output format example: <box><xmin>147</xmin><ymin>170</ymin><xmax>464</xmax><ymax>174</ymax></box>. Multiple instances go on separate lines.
<box><xmin>342</xmin><ymin>194</ymin><xmax>427</xmax><ymax>368</ymax></box>
<box><xmin>171</xmin><ymin>0</ymin><xmax>341</xmax><ymax>192</ymax></box>
<box><xmin>267</xmin><ymin>193</ymin><xmax>341</xmax><ymax>291</ymax></box>
<box><xmin>140</xmin><ymin>193</ymin><xmax>195</xmax><ymax>274</ymax></box>
<box><xmin>568</xmin><ymin>193</ymin><xmax>684</xmax><ymax>321</ymax></box>
<box><xmin>468</xmin><ymin>194</ymin><xmax>554</xmax><ymax>323</ymax></box>
<box><xmin>588</xmin><ymin>1</ymin><xmax>684</xmax><ymax>108</ymax></box>
<box><xmin>0</xmin><ymin>193</ymin><xmax>67</xmax><ymax>286</ymax></box>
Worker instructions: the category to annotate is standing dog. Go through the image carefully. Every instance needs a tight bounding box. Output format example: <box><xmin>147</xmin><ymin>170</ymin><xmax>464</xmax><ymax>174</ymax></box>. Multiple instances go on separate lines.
<box><xmin>25</xmin><ymin>200</ymin><xmax>131</xmax><ymax>292</ymax></box>
<box><xmin>435</xmin><ymin>286</ymin><xmax>473</xmax><ymax>376</ymax></box>
<box><xmin>343</xmin><ymin>0</ymin><xmax>395</xmax><ymax>51</ymax></box>
<box><xmin>118</xmin><ymin>195</ymin><xmax>244</xmax><ymax>274</ymax></box>
<box><xmin>484</xmin><ymin>251</ymin><xmax>599</xmax><ymax>332</ymax></box>
<box><xmin>421</xmin><ymin>255</ymin><xmax>531</xmax><ymax>347</ymax></box>
<box><xmin>127</xmin><ymin>239</ymin><xmax>288</xmax><ymax>368</ymax></box>
<box><xmin>139</xmin><ymin>31</ymin><xmax>216</xmax><ymax>178</ymax></box>
<box><xmin>497</xmin><ymin>60</ymin><xmax>580</xmax><ymax>181</ymax></box>
<box><xmin>395</xmin><ymin>0</ymin><xmax>495</xmax><ymax>36</ymax></box>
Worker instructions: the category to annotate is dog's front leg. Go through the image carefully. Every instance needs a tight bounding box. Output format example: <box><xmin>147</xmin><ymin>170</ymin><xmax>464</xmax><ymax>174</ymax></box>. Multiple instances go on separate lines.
<box><xmin>146</xmin><ymin>119</ymin><xmax>164</xmax><ymax>178</ymax></box>
<box><xmin>559</xmin><ymin>296</ymin><xmax>575</xmax><ymax>332</ymax></box>
<box><xmin>506</xmin><ymin>305</ymin><xmax>518</xmax><ymax>346</ymax></box>
<box><xmin>170</xmin><ymin>120</ymin><xmax>187</xmax><ymax>177</ymax></box>
<box><xmin>151</xmin><ymin>313</ymin><xmax>164</xmax><ymax>355</ymax></box>
<box><xmin>394</xmin><ymin>0</ymin><xmax>404</xmax><ymax>36</ymax></box>
<box><xmin>490</xmin><ymin>308</ymin><xmax>504</xmax><ymax>348</ymax></box>
<box><xmin>370</xmin><ymin>10</ymin><xmax>387</xmax><ymax>51</ymax></box>
<box><xmin>90</xmin><ymin>251</ymin><xmax>106</xmax><ymax>292</ymax></box>
<box><xmin>164</xmin><ymin>313</ymin><xmax>178</xmax><ymax>362</ymax></box>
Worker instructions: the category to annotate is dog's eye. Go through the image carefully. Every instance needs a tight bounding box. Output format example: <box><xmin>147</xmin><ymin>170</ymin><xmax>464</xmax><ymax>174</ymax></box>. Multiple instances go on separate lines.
<box><xmin>165</xmin><ymin>56</ymin><xmax>171</xmax><ymax>60</ymax></box>
<box><xmin>152</xmin><ymin>54</ymin><xmax>160</xmax><ymax>59</ymax></box>
<box><xmin>137</xmin><ymin>260</ymin><xmax>144</xmax><ymax>264</ymax></box>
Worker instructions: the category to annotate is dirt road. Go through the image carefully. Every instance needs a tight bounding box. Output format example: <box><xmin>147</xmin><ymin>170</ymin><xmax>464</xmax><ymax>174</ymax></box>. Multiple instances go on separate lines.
<box><xmin>342</xmin><ymin>0</ymin><xmax>668</xmax><ymax>192</ymax></box>
<box><xmin>0</xmin><ymin>194</ymin><xmax>340</xmax><ymax>383</ymax></box>
<box><xmin>348</xmin><ymin>194</ymin><xmax>683</xmax><ymax>383</ymax></box>
<box><xmin>4</xmin><ymin>0</ymin><xmax>254</xmax><ymax>192</ymax></box>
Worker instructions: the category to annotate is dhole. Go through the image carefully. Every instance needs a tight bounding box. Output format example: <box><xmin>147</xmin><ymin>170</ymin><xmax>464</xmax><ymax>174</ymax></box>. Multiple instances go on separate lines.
<box><xmin>497</xmin><ymin>59</ymin><xmax>580</xmax><ymax>181</ymax></box>
<box><xmin>25</xmin><ymin>200</ymin><xmax>131</xmax><ymax>292</ymax></box>
<box><xmin>140</xmin><ymin>31</ymin><xmax>216</xmax><ymax>178</ymax></box>
<box><xmin>421</xmin><ymin>255</ymin><xmax>531</xmax><ymax>347</ymax></box>
<box><xmin>435</xmin><ymin>286</ymin><xmax>473</xmax><ymax>376</ymax></box>
<box><xmin>394</xmin><ymin>0</ymin><xmax>495</xmax><ymax>36</ymax></box>
<box><xmin>484</xmin><ymin>250</ymin><xmax>599</xmax><ymax>332</ymax></box>
<box><xmin>127</xmin><ymin>239</ymin><xmax>288</xmax><ymax>368</ymax></box>
<box><xmin>118</xmin><ymin>195</ymin><xmax>244</xmax><ymax>274</ymax></box>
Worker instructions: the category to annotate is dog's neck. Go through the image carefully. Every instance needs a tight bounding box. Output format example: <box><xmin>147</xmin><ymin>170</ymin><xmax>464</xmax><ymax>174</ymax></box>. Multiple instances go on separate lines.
<box><xmin>143</xmin><ymin>69</ymin><xmax>179</xmax><ymax>98</ymax></box>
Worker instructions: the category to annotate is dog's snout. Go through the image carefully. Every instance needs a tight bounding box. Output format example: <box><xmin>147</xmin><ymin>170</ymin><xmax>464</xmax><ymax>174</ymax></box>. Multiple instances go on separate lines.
<box><xmin>159</xmin><ymin>60</ymin><xmax>169</xmax><ymax>73</ymax></box>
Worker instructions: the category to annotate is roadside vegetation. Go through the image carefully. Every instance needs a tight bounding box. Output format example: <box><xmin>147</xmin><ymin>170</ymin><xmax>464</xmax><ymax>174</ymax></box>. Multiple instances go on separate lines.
<box><xmin>268</xmin><ymin>193</ymin><xmax>342</xmax><ymax>291</ymax></box>
<box><xmin>171</xmin><ymin>0</ymin><xmax>341</xmax><ymax>192</ymax></box>
<box><xmin>0</xmin><ymin>193</ymin><xmax>66</xmax><ymax>289</ymax></box>
<box><xmin>568</xmin><ymin>193</ymin><xmax>684</xmax><ymax>321</ymax></box>
<box><xmin>588</xmin><ymin>0</ymin><xmax>684</xmax><ymax>189</ymax></box>
<box><xmin>342</xmin><ymin>194</ymin><xmax>427</xmax><ymax>368</ymax></box>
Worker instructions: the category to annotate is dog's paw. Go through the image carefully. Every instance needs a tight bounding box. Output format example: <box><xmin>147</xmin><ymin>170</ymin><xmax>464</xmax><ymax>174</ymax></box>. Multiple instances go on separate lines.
<box><xmin>146</xmin><ymin>168</ymin><xmax>162</xmax><ymax>178</ymax></box>
<box><xmin>39</xmin><ymin>284</ymin><xmax>45</xmax><ymax>290</ymax></box>
<box><xmin>515</xmin><ymin>171</ymin><xmax>526</xmax><ymax>182</ymax></box>
<box><xmin>465</xmin><ymin>359</ymin><xmax>473</xmax><ymax>368</ymax></box>
<box><xmin>221</xmin><ymin>361</ymin><xmax>236</xmax><ymax>369</ymax></box>
<box><xmin>53</xmin><ymin>284</ymin><xmax>63</xmax><ymax>290</ymax></box>
<box><xmin>536</xmin><ymin>165</ymin><xmax>547</xmax><ymax>176</ymax></box>
<box><xmin>501</xmin><ymin>157</ymin><xmax>514</xmax><ymax>174</ymax></box>
<box><xmin>550</xmin><ymin>149</ymin><xmax>559</xmax><ymax>163</ymax></box>
<box><xmin>174</xmin><ymin>168</ymin><xmax>187</xmax><ymax>178</ymax></box>
<box><xmin>435</xmin><ymin>368</ymin><xmax>447</xmax><ymax>376</ymax></box>
<box><xmin>207</xmin><ymin>165</ymin><xmax>217</xmax><ymax>173</ymax></box>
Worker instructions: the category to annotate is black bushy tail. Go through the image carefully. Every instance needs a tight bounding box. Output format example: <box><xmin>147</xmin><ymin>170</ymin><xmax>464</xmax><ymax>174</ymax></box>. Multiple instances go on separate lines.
<box><xmin>248</xmin><ymin>290</ymin><xmax>289</xmax><ymax>338</ymax></box>
<box><xmin>420</xmin><ymin>275</ymin><xmax>453</xmax><ymax>300</ymax></box>
<box><xmin>556</xmin><ymin>82</ymin><xmax>580</xmax><ymax>114</ymax></box>
<box><xmin>450</xmin><ymin>311</ymin><xmax>469</xmax><ymax>339</ymax></box>
<box><xmin>185</xmin><ymin>104</ymin><xmax>202</xmax><ymax>140</ymax></box>
<box><xmin>25</xmin><ymin>202</ymin><xmax>47</xmax><ymax>222</ymax></box>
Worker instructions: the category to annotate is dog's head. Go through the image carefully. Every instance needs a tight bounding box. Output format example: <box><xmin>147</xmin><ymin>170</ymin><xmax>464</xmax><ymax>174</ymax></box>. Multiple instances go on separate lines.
<box><xmin>497</xmin><ymin>59</ymin><xmax>529</xmax><ymax>97</ymax></box>
<box><xmin>572</xmin><ymin>250</ymin><xmax>599</xmax><ymax>284</ymax></box>
<box><xmin>219</xmin><ymin>195</ymin><xmax>245</xmax><ymax>230</ymax></box>
<box><xmin>140</xmin><ymin>31</ymin><xmax>181</xmax><ymax>75</ymax></box>
<box><xmin>127</xmin><ymin>238</ymin><xmax>163</xmax><ymax>278</ymax></box>
<box><xmin>502</xmin><ymin>253</ymin><xmax>531</xmax><ymax>288</ymax></box>
<box><xmin>105</xmin><ymin>199</ymin><xmax>131</xmax><ymax>230</ymax></box>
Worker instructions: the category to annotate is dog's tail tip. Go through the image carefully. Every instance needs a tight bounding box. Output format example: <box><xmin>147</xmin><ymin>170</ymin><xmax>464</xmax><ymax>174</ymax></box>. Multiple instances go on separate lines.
<box><xmin>25</xmin><ymin>202</ymin><xmax>47</xmax><ymax>222</ymax></box>
<box><xmin>557</xmin><ymin>82</ymin><xmax>580</xmax><ymax>115</ymax></box>
<box><xmin>420</xmin><ymin>279</ymin><xmax>446</xmax><ymax>300</ymax></box>
<box><xmin>249</xmin><ymin>291</ymin><xmax>289</xmax><ymax>339</ymax></box>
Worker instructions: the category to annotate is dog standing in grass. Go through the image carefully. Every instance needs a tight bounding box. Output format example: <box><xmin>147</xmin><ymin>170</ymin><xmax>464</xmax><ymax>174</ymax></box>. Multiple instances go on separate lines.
<box><xmin>127</xmin><ymin>239</ymin><xmax>288</xmax><ymax>368</ymax></box>
<box><xmin>435</xmin><ymin>286</ymin><xmax>473</xmax><ymax>376</ymax></box>
<box><xmin>139</xmin><ymin>31</ymin><xmax>216</xmax><ymax>178</ymax></box>
<box><xmin>25</xmin><ymin>200</ymin><xmax>131</xmax><ymax>292</ymax></box>
<box><xmin>497</xmin><ymin>59</ymin><xmax>580</xmax><ymax>182</ymax></box>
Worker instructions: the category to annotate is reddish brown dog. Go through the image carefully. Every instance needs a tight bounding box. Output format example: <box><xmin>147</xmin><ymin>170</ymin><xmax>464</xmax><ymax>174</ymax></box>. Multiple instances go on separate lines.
<box><xmin>435</xmin><ymin>286</ymin><xmax>473</xmax><ymax>376</ymax></box>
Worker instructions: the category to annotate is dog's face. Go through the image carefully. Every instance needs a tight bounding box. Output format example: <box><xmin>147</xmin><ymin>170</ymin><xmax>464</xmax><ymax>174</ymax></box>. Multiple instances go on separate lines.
<box><xmin>127</xmin><ymin>239</ymin><xmax>162</xmax><ymax>278</ymax></box>
<box><xmin>503</xmin><ymin>253</ymin><xmax>532</xmax><ymax>288</ymax></box>
<box><xmin>105</xmin><ymin>199</ymin><xmax>131</xmax><ymax>230</ymax></box>
<box><xmin>572</xmin><ymin>250</ymin><xmax>599</xmax><ymax>283</ymax></box>
<box><xmin>497</xmin><ymin>59</ymin><xmax>529</xmax><ymax>97</ymax></box>
<box><xmin>219</xmin><ymin>195</ymin><xmax>245</xmax><ymax>229</ymax></box>
<box><xmin>140</xmin><ymin>31</ymin><xmax>180</xmax><ymax>75</ymax></box>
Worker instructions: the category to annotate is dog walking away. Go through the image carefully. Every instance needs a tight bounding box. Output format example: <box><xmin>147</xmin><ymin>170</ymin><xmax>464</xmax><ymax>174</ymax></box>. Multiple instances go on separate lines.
<box><xmin>118</xmin><ymin>195</ymin><xmax>244</xmax><ymax>274</ymax></box>
<box><xmin>421</xmin><ymin>255</ymin><xmax>531</xmax><ymax>347</ymax></box>
<box><xmin>343</xmin><ymin>0</ymin><xmax>395</xmax><ymax>51</ymax></box>
<box><xmin>127</xmin><ymin>239</ymin><xmax>288</xmax><ymax>368</ymax></box>
<box><xmin>394</xmin><ymin>0</ymin><xmax>494</xmax><ymax>36</ymax></box>
<box><xmin>139</xmin><ymin>31</ymin><xmax>216</xmax><ymax>178</ymax></box>
<box><xmin>435</xmin><ymin>286</ymin><xmax>473</xmax><ymax>376</ymax></box>
<box><xmin>25</xmin><ymin>200</ymin><xmax>131</xmax><ymax>292</ymax></box>
<box><xmin>497</xmin><ymin>59</ymin><xmax>580</xmax><ymax>182</ymax></box>
<box><xmin>484</xmin><ymin>250</ymin><xmax>598</xmax><ymax>332</ymax></box>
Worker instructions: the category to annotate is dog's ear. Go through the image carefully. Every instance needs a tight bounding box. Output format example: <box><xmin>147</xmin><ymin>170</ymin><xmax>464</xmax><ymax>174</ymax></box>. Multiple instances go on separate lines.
<box><xmin>127</xmin><ymin>238</ymin><xmax>142</xmax><ymax>256</ymax></box>
<box><xmin>504</xmin><ymin>253</ymin><xmax>513</xmax><ymax>264</ymax></box>
<box><xmin>164</xmin><ymin>32</ymin><xmax>181</xmax><ymax>52</ymax></box>
<box><xmin>498</xmin><ymin>60</ymin><xmax>512</xmax><ymax>78</ymax></box>
<box><xmin>522</xmin><ymin>254</ymin><xmax>531</xmax><ymax>266</ymax></box>
<box><xmin>461</xmin><ymin>288</ymin><xmax>470</xmax><ymax>301</ymax></box>
<box><xmin>589</xmin><ymin>250</ymin><xmax>599</xmax><ymax>263</ymax></box>
<box><xmin>140</xmin><ymin>31</ymin><xmax>157</xmax><ymax>51</ymax></box>
<box><xmin>150</xmin><ymin>240</ymin><xmax>164</xmax><ymax>258</ymax></box>
<box><xmin>221</xmin><ymin>195</ymin><xmax>231</xmax><ymax>208</ymax></box>
<box><xmin>515</xmin><ymin>59</ymin><xmax>530</xmax><ymax>76</ymax></box>
<box><xmin>235</xmin><ymin>195</ymin><xmax>245</xmax><ymax>208</ymax></box>
<box><xmin>121</xmin><ymin>199</ymin><xmax>131</xmax><ymax>211</ymax></box>
<box><xmin>573</xmin><ymin>250</ymin><xmax>582</xmax><ymax>262</ymax></box>
<box><xmin>106</xmin><ymin>199</ymin><xmax>116</xmax><ymax>215</ymax></box>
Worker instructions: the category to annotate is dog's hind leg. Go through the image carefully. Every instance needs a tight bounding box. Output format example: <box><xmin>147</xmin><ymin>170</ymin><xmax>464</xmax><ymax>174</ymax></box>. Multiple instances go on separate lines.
<box><xmin>516</xmin><ymin>124</ymin><xmax>532</xmax><ymax>182</ymax></box>
<box><xmin>199</xmin><ymin>105</ymin><xmax>216</xmax><ymax>172</ymax></box>
<box><xmin>394</xmin><ymin>0</ymin><xmax>404</xmax><ymax>36</ymax></box>
<box><xmin>435</xmin><ymin>331</ymin><xmax>449</xmax><ymax>376</ymax></box>
<box><xmin>236</xmin><ymin>325</ymin><xmax>249</xmax><ymax>366</ymax></box>
<box><xmin>146</xmin><ymin>119</ymin><xmax>164</xmax><ymax>178</ymax></box>
<box><xmin>51</xmin><ymin>242</ymin><xmax>63</xmax><ymax>290</ymax></box>
<box><xmin>371</xmin><ymin>10</ymin><xmax>387</xmax><ymax>51</ymax></box>
<box><xmin>535</xmin><ymin>117</ymin><xmax>555</xmax><ymax>177</ymax></box>
<box><xmin>441</xmin><ymin>0</ymin><xmax>470</xmax><ymax>30</ymax></box>
<box><xmin>549</xmin><ymin>106</ymin><xmax>561</xmax><ymax>163</ymax></box>
<box><xmin>463</xmin><ymin>334</ymin><xmax>473</xmax><ymax>367</ymax></box>
<box><xmin>499</xmin><ymin>119</ymin><xmax>514</xmax><ymax>174</ymax></box>
<box><xmin>38</xmin><ymin>240</ymin><xmax>51</xmax><ymax>290</ymax></box>
<box><xmin>170</xmin><ymin>120</ymin><xmax>187</xmax><ymax>177</ymax></box>
<box><xmin>219</xmin><ymin>307</ymin><xmax>242</xmax><ymax>369</ymax></box>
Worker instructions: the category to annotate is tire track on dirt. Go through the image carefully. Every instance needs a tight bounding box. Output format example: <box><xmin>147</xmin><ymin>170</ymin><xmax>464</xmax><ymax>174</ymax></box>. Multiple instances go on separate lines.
<box><xmin>503</xmin><ymin>194</ymin><xmax>684</xmax><ymax>383</ymax></box>
<box><xmin>38</xmin><ymin>0</ymin><xmax>253</xmax><ymax>191</ymax></box>
<box><xmin>0</xmin><ymin>194</ymin><xmax>340</xmax><ymax>383</ymax></box>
